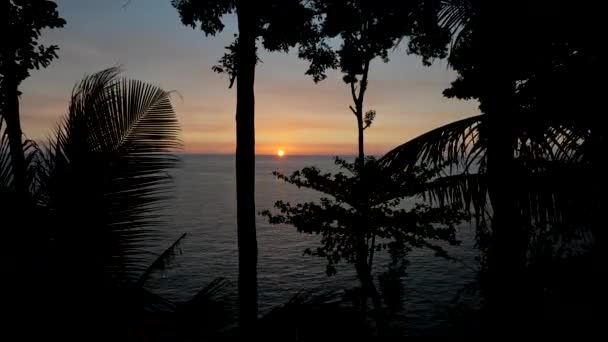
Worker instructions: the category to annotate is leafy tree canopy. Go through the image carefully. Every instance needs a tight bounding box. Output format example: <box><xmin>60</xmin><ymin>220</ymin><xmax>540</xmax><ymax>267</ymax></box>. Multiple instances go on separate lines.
<box><xmin>262</xmin><ymin>157</ymin><xmax>463</xmax><ymax>278</ymax></box>
<box><xmin>0</xmin><ymin>0</ymin><xmax>65</xmax><ymax>89</ymax></box>
<box><xmin>300</xmin><ymin>0</ymin><xmax>451</xmax><ymax>83</ymax></box>
<box><xmin>439</xmin><ymin>0</ymin><xmax>602</xmax><ymax>120</ymax></box>
<box><xmin>171</xmin><ymin>0</ymin><xmax>317</xmax><ymax>86</ymax></box>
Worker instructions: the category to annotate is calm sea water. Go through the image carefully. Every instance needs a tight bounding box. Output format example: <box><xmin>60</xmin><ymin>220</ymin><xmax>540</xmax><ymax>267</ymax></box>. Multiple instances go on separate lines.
<box><xmin>150</xmin><ymin>154</ymin><xmax>479</xmax><ymax>334</ymax></box>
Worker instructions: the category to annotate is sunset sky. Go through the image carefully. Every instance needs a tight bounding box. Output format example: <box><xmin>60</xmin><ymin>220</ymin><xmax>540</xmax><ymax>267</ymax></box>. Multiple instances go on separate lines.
<box><xmin>20</xmin><ymin>0</ymin><xmax>479</xmax><ymax>156</ymax></box>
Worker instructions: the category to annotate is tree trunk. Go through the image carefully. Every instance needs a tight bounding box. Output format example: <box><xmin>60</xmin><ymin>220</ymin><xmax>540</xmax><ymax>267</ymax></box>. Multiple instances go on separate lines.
<box><xmin>483</xmin><ymin>99</ymin><xmax>529</xmax><ymax>331</ymax></box>
<box><xmin>475</xmin><ymin>6</ymin><xmax>529</xmax><ymax>327</ymax></box>
<box><xmin>356</xmin><ymin>112</ymin><xmax>364</xmax><ymax>168</ymax></box>
<box><xmin>355</xmin><ymin>59</ymin><xmax>370</xmax><ymax>171</ymax></box>
<box><xmin>355</xmin><ymin>249</ymin><xmax>381</xmax><ymax>303</ymax></box>
<box><xmin>2</xmin><ymin>73</ymin><xmax>31</xmax><ymax>341</ymax></box>
<box><xmin>236</xmin><ymin>1</ymin><xmax>258</xmax><ymax>331</ymax></box>
<box><xmin>351</xmin><ymin>58</ymin><xmax>384</xmax><ymax>328</ymax></box>
<box><xmin>3</xmin><ymin>80</ymin><xmax>27</xmax><ymax>200</ymax></box>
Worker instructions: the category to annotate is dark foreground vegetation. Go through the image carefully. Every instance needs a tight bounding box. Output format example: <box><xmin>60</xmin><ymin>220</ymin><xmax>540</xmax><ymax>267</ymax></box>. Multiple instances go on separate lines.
<box><xmin>1</xmin><ymin>0</ymin><xmax>605</xmax><ymax>339</ymax></box>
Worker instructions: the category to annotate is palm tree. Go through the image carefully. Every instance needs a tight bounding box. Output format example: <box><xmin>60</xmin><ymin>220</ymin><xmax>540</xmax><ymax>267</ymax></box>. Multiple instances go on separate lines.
<box><xmin>380</xmin><ymin>114</ymin><xmax>593</xmax><ymax>240</ymax></box>
<box><xmin>379</xmin><ymin>114</ymin><xmax>598</xmax><ymax>330</ymax></box>
<box><xmin>380</xmin><ymin>0</ymin><xmax>603</xmax><ymax>330</ymax></box>
<box><xmin>1</xmin><ymin>68</ymin><xmax>195</xmax><ymax>338</ymax></box>
<box><xmin>39</xmin><ymin>67</ymin><xmax>181</xmax><ymax>285</ymax></box>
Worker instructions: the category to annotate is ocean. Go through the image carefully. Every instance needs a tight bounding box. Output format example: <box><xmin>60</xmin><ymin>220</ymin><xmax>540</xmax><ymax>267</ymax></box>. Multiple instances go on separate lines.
<box><xmin>150</xmin><ymin>154</ymin><xmax>479</xmax><ymax>334</ymax></box>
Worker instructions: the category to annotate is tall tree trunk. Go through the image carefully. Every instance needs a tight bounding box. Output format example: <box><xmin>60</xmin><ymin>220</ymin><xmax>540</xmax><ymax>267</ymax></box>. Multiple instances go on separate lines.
<box><xmin>475</xmin><ymin>5</ymin><xmax>529</xmax><ymax>328</ymax></box>
<box><xmin>353</xmin><ymin>82</ymin><xmax>369</xmax><ymax>318</ymax></box>
<box><xmin>235</xmin><ymin>1</ymin><xmax>258</xmax><ymax>331</ymax></box>
<box><xmin>354</xmin><ymin>224</ymin><xmax>384</xmax><ymax>332</ymax></box>
<box><xmin>356</xmin><ymin>112</ymin><xmax>364</xmax><ymax>166</ymax></box>
<box><xmin>355</xmin><ymin>247</ymin><xmax>382</xmax><ymax>307</ymax></box>
<box><xmin>354</xmin><ymin>59</ymin><xmax>370</xmax><ymax>171</ymax></box>
<box><xmin>352</xmin><ymin>58</ymin><xmax>384</xmax><ymax>325</ymax></box>
<box><xmin>3</xmin><ymin>79</ymin><xmax>27</xmax><ymax>199</ymax></box>
<box><xmin>483</xmin><ymin>98</ymin><xmax>528</xmax><ymax>331</ymax></box>
<box><xmin>2</xmin><ymin>73</ymin><xmax>31</xmax><ymax>341</ymax></box>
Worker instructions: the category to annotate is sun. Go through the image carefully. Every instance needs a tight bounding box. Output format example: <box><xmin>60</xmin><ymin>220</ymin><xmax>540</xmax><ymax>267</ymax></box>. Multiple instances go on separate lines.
<box><xmin>277</xmin><ymin>149</ymin><xmax>285</xmax><ymax>157</ymax></box>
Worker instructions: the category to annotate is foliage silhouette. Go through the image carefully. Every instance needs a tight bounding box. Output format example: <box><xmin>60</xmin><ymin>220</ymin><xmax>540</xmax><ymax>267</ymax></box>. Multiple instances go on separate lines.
<box><xmin>299</xmin><ymin>0</ymin><xmax>449</xmax><ymax>167</ymax></box>
<box><xmin>39</xmin><ymin>67</ymin><xmax>180</xmax><ymax>284</ymax></box>
<box><xmin>262</xmin><ymin>1</ymin><xmax>460</xmax><ymax>328</ymax></box>
<box><xmin>0</xmin><ymin>0</ymin><xmax>65</xmax><ymax>198</ymax></box>
<box><xmin>1</xmin><ymin>3</ymin><xmax>65</xmax><ymax>335</ymax></box>
<box><xmin>257</xmin><ymin>290</ymin><xmax>369</xmax><ymax>340</ymax></box>
<box><xmin>1</xmin><ymin>68</ymin><xmax>231</xmax><ymax>339</ymax></box>
<box><xmin>44</xmin><ymin>68</ymin><xmax>182</xmax><ymax>338</ymax></box>
<box><xmin>1</xmin><ymin>0</ymin><xmax>602</xmax><ymax>337</ymax></box>
<box><xmin>262</xmin><ymin>156</ymin><xmax>464</xmax><ymax>331</ymax></box>
<box><xmin>380</xmin><ymin>0</ymin><xmax>605</xmax><ymax>333</ymax></box>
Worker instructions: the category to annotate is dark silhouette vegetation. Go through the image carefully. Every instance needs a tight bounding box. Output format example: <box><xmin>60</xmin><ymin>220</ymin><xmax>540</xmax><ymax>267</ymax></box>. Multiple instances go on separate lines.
<box><xmin>1</xmin><ymin>0</ymin><xmax>604</xmax><ymax>339</ymax></box>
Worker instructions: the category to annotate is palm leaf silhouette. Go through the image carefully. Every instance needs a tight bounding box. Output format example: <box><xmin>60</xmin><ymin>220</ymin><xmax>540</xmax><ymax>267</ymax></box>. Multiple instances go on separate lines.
<box><xmin>379</xmin><ymin>113</ymin><xmax>593</xmax><ymax>241</ymax></box>
<box><xmin>0</xmin><ymin>117</ymin><xmax>12</xmax><ymax>191</ymax></box>
<box><xmin>39</xmin><ymin>67</ymin><xmax>181</xmax><ymax>285</ymax></box>
<box><xmin>137</xmin><ymin>232</ymin><xmax>188</xmax><ymax>287</ymax></box>
<box><xmin>3</xmin><ymin>68</ymin><xmax>235</xmax><ymax>338</ymax></box>
<box><xmin>437</xmin><ymin>0</ymin><xmax>473</xmax><ymax>54</ymax></box>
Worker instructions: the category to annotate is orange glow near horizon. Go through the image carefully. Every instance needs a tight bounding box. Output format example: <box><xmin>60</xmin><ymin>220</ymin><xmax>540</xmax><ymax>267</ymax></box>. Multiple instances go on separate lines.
<box><xmin>179</xmin><ymin>140</ymin><xmax>401</xmax><ymax>156</ymax></box>
<box><xmin>15</xmin><ymin>2</ymin><xmax>481</xmax><ymax>161</ymax></box>
<box><xmin>277</xmin><ymin>149</ymin><xmax>285</xmax><ymax>157</ymax></box>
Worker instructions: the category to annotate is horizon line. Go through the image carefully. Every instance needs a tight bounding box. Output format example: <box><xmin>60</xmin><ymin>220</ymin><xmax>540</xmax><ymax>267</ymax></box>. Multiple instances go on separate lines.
<box><xmin>175</xmin><ymin>152</ymin><xmax>384</xmax><ymax>157</ymax></box>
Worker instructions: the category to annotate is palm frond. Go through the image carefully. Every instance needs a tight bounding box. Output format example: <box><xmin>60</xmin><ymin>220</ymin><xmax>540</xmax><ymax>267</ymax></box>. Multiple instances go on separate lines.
<box><xmin>0</xmin><ymin>117</ymin><xmax>13</xmax><ymax>191</ymax></box>
<box><xmin>1</xmin><ymin>119</ymin><xmax>40</xmax><ymax>196</ymax></box>
<box><xmin>437</xmin><ymin>0</ymin><xmax>473</xmax><ymax>58</ymax></box>
<box><xmin>380</xmin><ymin>112</ymin><xmax>587</xmax><ymax>180</ymax></box>
<box><xmin>379</xmin><ymin>114</ymin><xmax>484</xmax><ymax>173</ymax></box>
<box><xmin>137</xmin><ymin>232</ymin><xmax>187</xmax><ymax>287</ymax></box>
<box><xmin>515</xmin><ymin>159</ymin><xmax>596</xmax><ymax>233</ymax></box>
<box><xmin>380</xmin><ymin>113</ymin><xmax>592</xmax><ymax>234</ymax></box>
<box><xmin>109</xmin><ymin>286</ymin><xmax>177</xmax><ymax>314</ymax></box>
<box><xmin>23</xmin><ymin>138</ymin><xmax>42</xmax><ymax>196</ymax></box>
<box><xmin>175</xmin><ymin>278</ymin><xmax>234</xmax><ymax>338</ymax></box>
<box><xmin>417</xmin><ymin>172</ymin><xmax>487</xmax><ymax>217</ymax></box>
<box><xmin>40</xmin><ymin>67</ymin><xmax>181</xmax><ymax>284</ymax></box>
<box><xmin>257</xmin><ymin>290</ymin><xmax>364</xmax><ymax>339</ymax></box>
<box><xmin>438</xmin><ymin>0</ymin><xmax>471</xmax><ymax>34</ymax></box>
<box><xmin>182</xmin><ymin>277</ymin><xmax>229</xmax><ymax>309</ymax></box>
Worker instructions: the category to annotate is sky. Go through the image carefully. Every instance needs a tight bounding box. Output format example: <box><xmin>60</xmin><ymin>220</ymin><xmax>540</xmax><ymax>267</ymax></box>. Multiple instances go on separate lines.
<box><xmin>20</xmin><ymin>0</ymin><xmax>479</xmax><ymax>156</ymax></box>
